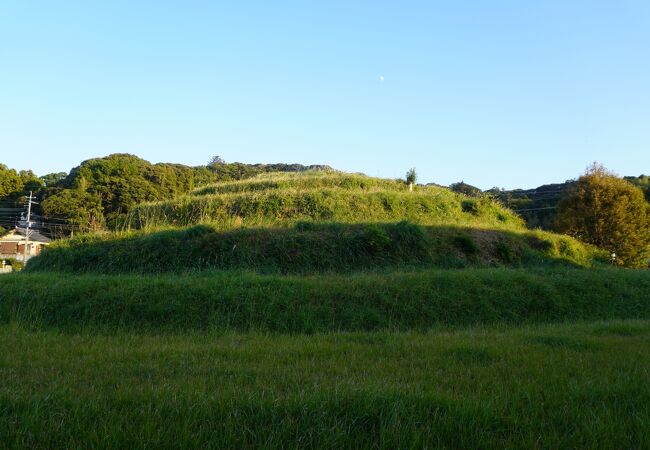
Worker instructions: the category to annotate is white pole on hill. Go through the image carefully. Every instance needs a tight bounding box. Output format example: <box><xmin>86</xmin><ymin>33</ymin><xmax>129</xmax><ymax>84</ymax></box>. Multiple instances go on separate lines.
<box><xmin>23</xmin><ymin>191</ymin><xmax>33</xmax><ymax>263</ymax></box>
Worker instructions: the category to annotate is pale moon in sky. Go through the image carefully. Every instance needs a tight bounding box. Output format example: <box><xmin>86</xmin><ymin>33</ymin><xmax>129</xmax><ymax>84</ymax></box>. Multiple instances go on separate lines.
<box><xmin>379</xmin><ymin>75</ymin><xmax>385</xmax><ymax>82</ymax></box>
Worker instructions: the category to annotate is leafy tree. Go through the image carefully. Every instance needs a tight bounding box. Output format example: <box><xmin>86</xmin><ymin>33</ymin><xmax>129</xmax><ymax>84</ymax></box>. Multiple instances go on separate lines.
<box><xmin>19</xmin><ymin>170</ymin><xmax>44</xmax><ymax>193</ymax></box>
<box><xmin>35</xmin><ymin>154</ymin><xmax>332</xmax><ymax>233</ymax></box>
<box><xmin>556</xmin><ymin>164</ymin><xmax>650</xmax><ymax>267</ymax></box>
<box><xmin>40</xmin><ymin>172</ymin><xmax>68</xmax><ymax>187</ymax></box>
<box><xmin>41</xmin><ymin>189</ymin><xmax>105</xmax><ymax>232</ymax></box>
<box><xmin>625</xmin><ymin>175</ymin><xmax>650</xmax><ymax>202</ymax></box>
<box><xmin>50</xmin><ymin>154</ymin><xmax>218</xmax><ymax>228</ymax></box>
<box><xmin>208</xmin><ymin>162</ymin><xmax>260</xmax><ymax>181</ymax></box>
<box><xmin>0</xmin><ymin>164</ymin><xmax>23</xmax><ymax>198</ymax></box>
<box><xmin>208</xmin><ymin>155</ymin><xmax>226</xmax><ymax>166</ymax></box>
<box><xmin>405</xmin><ymin>168</ymin><xmax>417</xmax><ymax>192</ymax></box>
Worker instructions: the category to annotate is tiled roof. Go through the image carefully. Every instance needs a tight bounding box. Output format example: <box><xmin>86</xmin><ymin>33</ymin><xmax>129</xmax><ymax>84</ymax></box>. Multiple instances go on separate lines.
<box><xmin>1</xmin><ymin>228</ymin><xmax>52</xmax><ymax>243</ymax></box>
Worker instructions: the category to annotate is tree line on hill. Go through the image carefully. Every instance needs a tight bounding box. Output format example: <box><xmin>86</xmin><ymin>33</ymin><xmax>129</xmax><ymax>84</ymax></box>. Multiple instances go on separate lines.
<box><xmin>0</xmin><ymin>154</ymin><xmax>331</xmax><ymax>236</ymax></box>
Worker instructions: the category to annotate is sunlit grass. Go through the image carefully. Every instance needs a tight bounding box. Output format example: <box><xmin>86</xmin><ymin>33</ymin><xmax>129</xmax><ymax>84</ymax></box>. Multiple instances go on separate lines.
<box><xmin>0</xmin><ymin>320</ymin><xmax>648</xmax><ymax>448</ymax></box>
<box><xmin>123</xmin><ymin>171</ymin><xmax>524</xmax><ymax>231</ymax></box>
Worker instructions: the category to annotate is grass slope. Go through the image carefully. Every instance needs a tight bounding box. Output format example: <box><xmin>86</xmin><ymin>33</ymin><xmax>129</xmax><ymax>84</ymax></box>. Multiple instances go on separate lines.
<box><xmin>27</xmin><ymin>222</ymin><xmax>606</xmax><ymax>274</ymax></box>
<box><xmin>124</xmin><ymin>172</ymin><xmax>524</xmax><ymax>231</ymax></box>
<box><xmin>30</xmin><ymin>171</ymin><xmax>605</xmax><ymax>274</ymax></box>
<box><xmin>1</xmin><ymin>321</ymin><xmax>649</xmax><ymax>449</ymax></box>
<box><xmin>190</xmin><ymin>171</ymin><xmax>409</xmax><ymax>195</ymax></box>
<box><xmin>2</xmin><ymin>268</ymin><xmax>649</xmax><ymax>333</ymax></box>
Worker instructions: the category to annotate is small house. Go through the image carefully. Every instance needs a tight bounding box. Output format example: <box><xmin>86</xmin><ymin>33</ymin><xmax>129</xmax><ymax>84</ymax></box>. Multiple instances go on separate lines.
<box><xmin>0</xmin><ymin>228</ymin><xmax>51</xmax><ymax>262</ymax></box>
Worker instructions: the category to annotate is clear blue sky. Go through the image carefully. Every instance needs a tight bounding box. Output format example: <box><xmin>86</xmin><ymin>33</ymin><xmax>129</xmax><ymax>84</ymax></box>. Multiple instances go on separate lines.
<box><xmin>1</xmin><ymin>1</ymin><xmax>649</xmax><ymax>189</ymax></box>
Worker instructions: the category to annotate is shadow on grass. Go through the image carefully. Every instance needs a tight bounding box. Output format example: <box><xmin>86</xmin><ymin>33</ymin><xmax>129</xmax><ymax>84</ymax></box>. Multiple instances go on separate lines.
<box><xmin>26</xmin><ymin>222</ymin><xmax>607</xmax><ymax>275</ymax></box>
<box><xmin>591</xmin><ymin>323</ymin><xmax>650</xmax><ymax>337</ymax></box>
<box><xmin>526</xmin><ymin>336</ymin><xmax>600</xmax><ymax>351</ymax></box>
<box><xmin>443</xmin><ymin>347</ymin><xmax>497</xmax><ymax>365</ymax></box>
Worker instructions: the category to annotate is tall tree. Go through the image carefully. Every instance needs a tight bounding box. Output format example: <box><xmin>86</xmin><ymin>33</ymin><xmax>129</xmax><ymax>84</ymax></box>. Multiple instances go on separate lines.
<box><xmin>0</xmin><ymin>164</ymin><xmax>24</xmax><ymax>198</ymax></box>
<box><xmin>41</xmin><ymin>189</ymin><xmax>105</xmax><ymax>232</ymax></box>
<box><xmin>556</xmin><ymin>164</ymin><xmax>650</xmax><ymax>267</ymax></box>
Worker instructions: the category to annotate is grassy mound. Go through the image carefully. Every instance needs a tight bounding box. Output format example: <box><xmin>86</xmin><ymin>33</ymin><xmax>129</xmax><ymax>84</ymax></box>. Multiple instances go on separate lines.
<box><xmin>2</xmin><ymin>268</ymin><xmax>649</xmax><ymax>333</ymax></box>
<box><xmin>29</xmin><ymin>171</ymin><xmax>607</xmax><ymax>274</ymax></box>
<box><xmin>190</xmin><ymin>171</ymin><xmax>408</xmax><ymax>196</ymax></box>
<box><xmin>28</xmin><ymin>223</ymin><xmax>606</xmax><ymax>274</ymax></box>
<box><xmin>123</xmin><ymin>172</ymin><xmax>524</xmax><ymax>231</ymax></box>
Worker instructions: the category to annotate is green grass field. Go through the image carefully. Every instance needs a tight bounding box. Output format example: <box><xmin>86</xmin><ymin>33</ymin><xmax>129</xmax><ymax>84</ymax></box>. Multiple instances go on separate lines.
<box><xmin>1</xmin><ymin>320</ymin><xmax>649</xmax><ymax>449</ymax></box>
<box><xmin>2</xmin><ymin>170</ymin><xmax>649</xmax><ymax>448</ymax></box>
<box><xmin>2</xmin><ymin>268</ymin><xmax>649</xmax><ymax>333</ymax></box>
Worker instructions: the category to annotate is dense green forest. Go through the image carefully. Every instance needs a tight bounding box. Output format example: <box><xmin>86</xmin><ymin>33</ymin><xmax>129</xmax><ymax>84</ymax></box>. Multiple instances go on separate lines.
<box><xmin>0</xmin><ymin>154</ymin><xmax>330</xmax><ymax>235</ymax></box>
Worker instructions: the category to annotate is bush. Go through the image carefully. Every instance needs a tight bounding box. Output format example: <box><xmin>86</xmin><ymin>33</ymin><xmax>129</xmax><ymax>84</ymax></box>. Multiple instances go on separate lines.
<box><xmin>461</xmin><ymin>200</ymin><xmax>479</xmax><ymax>215</ymax></box>
<box><xmin>556</xmin><ymin>164</ymin><xmax>650</xmax><ymax>267</ymax></box>
<box><xmin>6</xmin><ymin>258</ymin><xmax>24</xmax><ymax>272</ymax></box>
<box><xmin>495</xmin><ymin>241</ymin><xmax>516</xmax><ymax>264</ymax></box>
<box><xmin>362</xmin><ymin>224</ymin><xmax>391</xmax><ymax>254</ymax></box>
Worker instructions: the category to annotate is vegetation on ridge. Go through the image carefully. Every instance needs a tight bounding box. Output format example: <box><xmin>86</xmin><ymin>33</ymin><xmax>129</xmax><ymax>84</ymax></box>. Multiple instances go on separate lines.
<box><xmin>28</xmin><ymin>222</ymin><xmax>605</xmax><ymax>275</ymax></box>
<box><xmin>124</xmin><ymin>171</ymin><xmax>523</xmax><ymax>231</ymax></box>
<box><xmin>1</xmin><ymin>154</ymin><xmax>333</xmax><ymax>235</ymax></box>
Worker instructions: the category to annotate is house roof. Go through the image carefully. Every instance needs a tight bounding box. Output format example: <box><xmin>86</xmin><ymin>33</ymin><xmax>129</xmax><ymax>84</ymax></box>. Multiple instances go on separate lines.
<box><xmin>0</xmin><ymin>228</ymin><xmax>51</xmax><ymax>243</ymax></box>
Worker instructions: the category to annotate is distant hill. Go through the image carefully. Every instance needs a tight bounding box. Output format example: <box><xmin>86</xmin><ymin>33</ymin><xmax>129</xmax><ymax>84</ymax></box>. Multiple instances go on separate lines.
<box><xmin>450</xmin><ymin>175</ymin><xmax>650</xmax><ymax>230</ymax></box>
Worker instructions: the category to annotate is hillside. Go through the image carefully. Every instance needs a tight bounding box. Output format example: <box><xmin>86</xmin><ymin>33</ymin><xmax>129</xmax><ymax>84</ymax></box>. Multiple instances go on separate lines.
<box><xmin>27</xmin><ymin>171</ymin><xmax>607</xmax><ymax>274</ymax></box>
<box><xmin>3</xmin><ymin>169</ymin><xmax>649</xmax><ymax>450</ymax></box>
<box><xmin>124</xmin><ymin>171</ymin><xmax>524</xmax><ymax>231</ymax></box>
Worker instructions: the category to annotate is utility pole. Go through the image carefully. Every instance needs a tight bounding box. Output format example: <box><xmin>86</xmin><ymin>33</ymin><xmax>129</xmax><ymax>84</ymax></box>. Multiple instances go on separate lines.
<box><xmin>22</xmin><ymin>192</ymin><xmax>34</xmax><ymax>263</ymax></box>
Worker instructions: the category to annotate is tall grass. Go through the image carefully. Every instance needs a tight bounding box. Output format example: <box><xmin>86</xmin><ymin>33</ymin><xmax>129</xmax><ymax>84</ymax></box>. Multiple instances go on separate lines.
<box><xmin>0</xmin><ymin>321</ymin><xmax>649</xmax><ymax>448</ymax></box>
<box><xmin>190</xmin><ymin>171</ymin><xmax>409</xmax><ymax>196</ymax></box>
<box><xmin>1</xmin><ymin>268</ymin><xmax>649</xmax><ymax>333</ymax></box>
<box><xmin>123</xmin><ymin>172</ymin><xmax>523</xmax><ymax>231</ymax></box>
<box><xmin>28</xmin><ymin>223</ymin><xmax>607</xmax><ymax>274</ymax></box>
